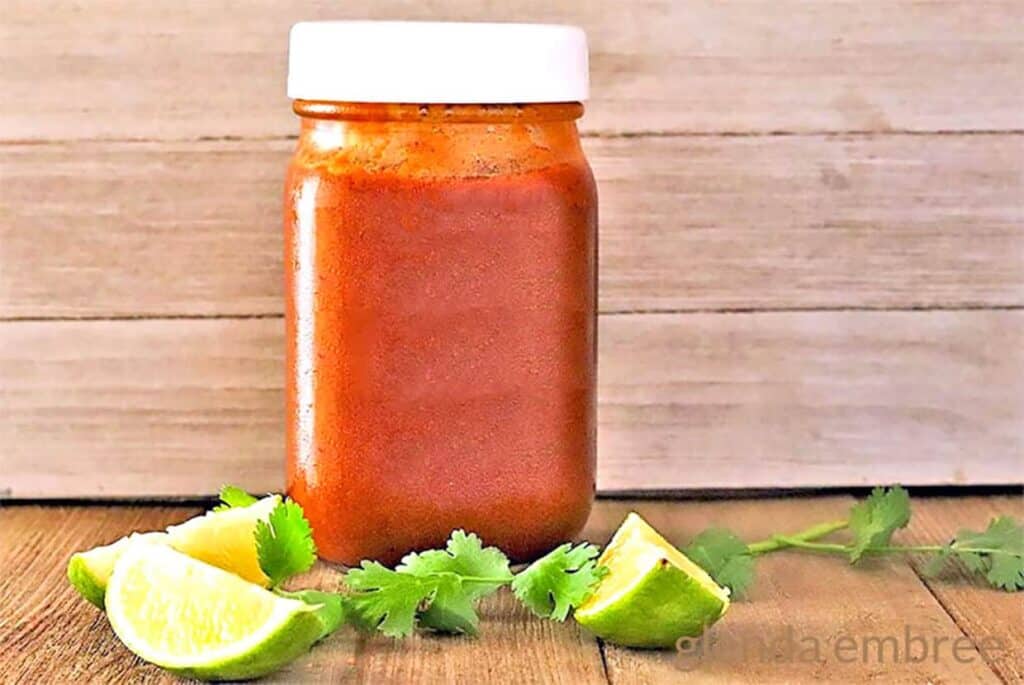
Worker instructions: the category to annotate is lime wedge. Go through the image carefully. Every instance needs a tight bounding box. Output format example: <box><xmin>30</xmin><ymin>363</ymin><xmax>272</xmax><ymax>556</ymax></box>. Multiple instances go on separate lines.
<box><xmin>105</xmin><ymin>545</ymin><xmax>326</xmax><ymax>681</ymax></box>
<box><xmin>166</xmin><ymin>495</ymin><xmax>280</xmax><ymax>586</ymax></box>
<box><xmin>67</xmin><ymin>532</ymin><xmax>170</xmax><ymax>609</ymax></box>
<box><xmin>574</xmin><ymin>512</ymin><xmax>730</xmax><ymax>648</ymax></box>
<box><xmin>67</xmin><ymin>495</ymin><xmax>279</xmax><ymax>609</ymax></box>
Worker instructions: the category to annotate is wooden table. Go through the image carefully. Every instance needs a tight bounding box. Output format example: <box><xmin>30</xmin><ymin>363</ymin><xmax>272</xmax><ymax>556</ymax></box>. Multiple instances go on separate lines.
<box><xmin>1</xmin><ymin>495</ymin><xmax>1021</xmax><ymax>683</ymax></box>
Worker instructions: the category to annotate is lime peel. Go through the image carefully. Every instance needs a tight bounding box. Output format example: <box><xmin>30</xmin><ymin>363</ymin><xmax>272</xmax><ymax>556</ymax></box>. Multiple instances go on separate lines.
<box><xmin>574</xmin><ymin>512</ymin><xmax>730</xmax><ymax>648</ymax></box>
<box><xmin>67</xmin><ymin>495</ymin><xmax>279</xmax><ymax>609</ymax></box>
<box><xmin>66</xmin><ymin>532</ymin><xmax>170</xmax><ymax>609</ymax></box>
<box><xmin>105</xmin><ymin>544</ymin><xmax>326</xmax><ymax>681</ymax></box>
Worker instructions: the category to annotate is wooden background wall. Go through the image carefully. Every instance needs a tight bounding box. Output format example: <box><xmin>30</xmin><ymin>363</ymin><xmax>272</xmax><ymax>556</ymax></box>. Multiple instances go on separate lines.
<box><xmin>1</xmin><ymin>1</ymin><xmax>1022</xmax><ymax>498</ymax></box>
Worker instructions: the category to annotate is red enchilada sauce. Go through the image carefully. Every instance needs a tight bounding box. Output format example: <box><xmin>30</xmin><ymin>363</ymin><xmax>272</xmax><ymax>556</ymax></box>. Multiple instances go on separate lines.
<box><xmin>285</xmin><ymin>24</ymin><xmax>595</xmax><ymax>565</ymax></box>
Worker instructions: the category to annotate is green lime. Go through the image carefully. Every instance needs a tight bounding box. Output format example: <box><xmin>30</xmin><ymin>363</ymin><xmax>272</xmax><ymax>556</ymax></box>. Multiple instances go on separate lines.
<box><xmin>166</xmin><ymin>494</ymin><xmax>280</xmax><ymax>586</ymax></box>
<box><xmin>67</xmin><ymin>532</ymin><xmax>169</xmax><ymax>609</ymax></box>
<box><xmin>105</xmin><ymin>544</ymin><xmax>326</xmax><ymax>681</ymax></box>
<box><xmin>574</xmin><ymin>512</ymin><xmax>730</xmax><ymax>648</ymax></box>
<box><xmin>67</xmin><ymin>495</ymin><xmax>280</xmax><ymax>609</ymax></box>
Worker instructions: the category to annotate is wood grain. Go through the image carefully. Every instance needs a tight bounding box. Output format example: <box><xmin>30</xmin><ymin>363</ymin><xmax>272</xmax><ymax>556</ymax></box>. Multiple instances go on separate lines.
<box><xmin>2</xmin><ymin>498</ymin><xmax>1019</xmax><ymax>683</ymax></box>
<box><xmin>591</xmin><ymin>497</ymin><xmax>1007</xmax><ymax>684</ymax></box>
<box><xmin>599</xmin><ymin>310</ymin><xmax>1024</xmax><ymax>492</ymax></box>
<box><xmin>0</xmin><ymin>505</ymin><xmax>200</xmax><ymax>683</ymax></box>
<box><xmin>904</xmin><ymin>496</ymin><xmax>1024</xmax><ymax>684</ymax></box>
<box><xmin>3</xmin><ymin>134</ymin><xmax>1021</xmax><ymax>319</ymax></box>
<box><xmin>271</xmin><ymin>565</ymin><xmax>608</xmax><ymax>684</ymax></box>
<box><xmin>0</xmin><ymin>317</ymin><xmax>285</xmax><ymax>498</ymax></box>
<box><xmin>4</xmin><ymin>1</ymin><xmax>1023</xmax><ymax>141</ymax></box>
<box><xmin>329</xmin><ymin>592</ymin><xmax>605</xmax><ymax>685</ymax></box>
<box><xmin>2</xmin><ymin>310</ymin><xmax>1020</xmax><ymax>498</ymax></box>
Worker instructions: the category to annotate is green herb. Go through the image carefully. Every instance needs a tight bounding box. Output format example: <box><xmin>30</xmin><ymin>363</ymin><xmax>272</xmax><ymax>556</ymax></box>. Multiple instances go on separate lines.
<box><xmin>396</xmin><ymin>530</ymin><xmax>513</xmax><ymax>635</ymax></box>
<box><xmin>683</xmin><ymin>528</ymin><xmax>756</xmax><ymax>597</ymax></box>
<box><xmin>216</xmin><ymin>482</ymin><xmax>1019</xmax><ymax>647</ymax></box>
<box><xmin>212</xmin><ymin>484</ymin><xmax>259</xmax><ymax>512</ymax></box>
<box><xmin>255</xmin><ymin>498</ymin><xmax>317</xmax><ymax>587</ymax></box>
<box><xmin>398</xmin><ymin>530</ymin><xmax>513</xmax><ymax>598</ymax></box>
<box><xmin>345</xmin><ymin>531</ymin><xmax>514</xmax><ymax>637</ymax></box>
<box><xmin>345</xmin><ymin>533</ymin><xmax>606</xmax><ymax>637</ymax></box>
<box><xmin>846</xmin><ymin>485</ymin><xmax>911</xmax><ymax>561</ymax></box>
<box><xmin>511</xmin><ymin>542</ymin><xmax>607</xmax><ymax>621</ymax></box>
<box><xmin>344</xmin><ymin>561</ymin><xmax>439</xmax><ymax>637</ymax></box>
<box><xmin>681</xmin><ymin>486</ymin><xmax>1023</xmax><ymax>596</ymax></box>
<box><xmin>923</xmin><ymin>516</ymin><xmax>1024</xmax><ymax>591</ymax></box>
<box><xmin>276</xmin><ymin>588</ymin><xmax>347</xmax><ymax>639</ymax></box>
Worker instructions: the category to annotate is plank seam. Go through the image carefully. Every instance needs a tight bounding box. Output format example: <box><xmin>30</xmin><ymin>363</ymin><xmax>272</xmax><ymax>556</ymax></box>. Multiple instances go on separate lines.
<box><xmin>2</xmin><ymin>129</ymin><xmax>1023</xmax><ymax>146</ymax></box>
<box><xmin>586</xmin><ymin>129</ymin><xmax>1024</xmax><ymax>140</ymax></box>
<box><xmin>600</xmin><ymin>304</ymin><xmax>1024</xmax><ymax>316</ymax></box>
<box><xmin>6</xmin><ymin>487</ymin><xmax>1022</xmax><ymax>505</ymax></box>
<box><xmin>597</xmin><ymin>638</ymin><xmax>612</xmax><ymax>685</ymax></box>
<box><xmin>4</xmin><ymin>304</ymin><xmax>1022</xmax><ymax>324</ymax></box>
<box><xmin>0</xmin><ymin>313</ymin><xmax>285</xmax><ymax>323</ymax></box>
<box><xmin>907</xmin><ymin>565</ymin><xmax>1010</xmax><ymax>684</ymax></box>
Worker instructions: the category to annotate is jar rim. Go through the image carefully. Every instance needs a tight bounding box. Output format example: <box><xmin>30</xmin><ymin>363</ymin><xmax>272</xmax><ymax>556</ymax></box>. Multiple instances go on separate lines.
<box><xmin>292</xmin><ymin>101</ymin><xmax>584</xmax><ymax>123</ymax></box>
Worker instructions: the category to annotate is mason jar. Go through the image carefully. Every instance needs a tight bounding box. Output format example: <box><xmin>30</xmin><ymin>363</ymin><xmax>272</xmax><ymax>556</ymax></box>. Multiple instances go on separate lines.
<box><xmin>285</xmin><ymin>21</ymin><xmax>597</xmax><ymax>565</ymax></box>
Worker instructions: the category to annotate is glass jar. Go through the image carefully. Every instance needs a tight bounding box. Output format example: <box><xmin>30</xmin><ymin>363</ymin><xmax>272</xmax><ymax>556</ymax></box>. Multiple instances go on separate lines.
<box><xmin>284</xmin><ymin>22</ymin><xmax>597</xmax><ymax>565</ymax></box>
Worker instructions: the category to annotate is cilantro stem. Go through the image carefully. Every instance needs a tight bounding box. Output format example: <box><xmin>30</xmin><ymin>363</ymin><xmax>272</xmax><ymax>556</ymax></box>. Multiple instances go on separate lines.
<box><xmin>387</xmin><ymin>572</ymin><xmax>513</xmax><ymax>585</ymax></box>
<box><xmin>747</xmin><ymin>520</ymin><xmax>848</xmax><ymax>555</ymax></box>
<box><xmin>771</xmin><ymin>536</ymin><xmax>941</xmax><ymax>555</ymax></box>
<box><xmin>771</xmin><ymin>536</ymin><xmax>1022</xmax><ymax>558</ymax></box>
<box><xmin>456</xmin><ymin>575</ymin><xmax>516</xmax><ymax>584</ymax></box>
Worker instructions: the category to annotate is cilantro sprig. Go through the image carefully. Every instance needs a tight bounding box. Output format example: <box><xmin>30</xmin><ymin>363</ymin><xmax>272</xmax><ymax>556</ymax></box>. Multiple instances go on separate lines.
<box><xmin>345</xmin><ymin>530</ymin><xmax>515</xmax><ymax>637</ymax></box>
<box><xmin>212</xmin><ymin>484</ymin><xmax>258</xmax><ymax>512</ymax></box>
<box><xmin>510</xmin><ymin>542</ymin><xmax>607</xmax><ymax>621</ymax></box>
<box><xmin>682</xmin><ymin>486</ymin><xmax>1024</xmax><ymax>596</ymax></box>
<box><xmin>255</xmin><ymin>498</ymin><xmax>318</xmax><ymax>586</ymax></box>
<box><xmin>345</xmin><ymin>534</ymin><xmax>606</xmax><ymax>637</ymax></box>
<box><xmin>219</xmin><ymin>487</ymin><xmax>608</xmax><ymax>639</ymax></box>
<box><xmin>212</xmin><ymin>485</ymin><xmax>318</xmax><ymax>587</ymax></box>
<box><xmin>218</xmin><ymin>483</ymin><xmax>1020</xmax><ymax>646</ymax></box>
<box><xmin>924</xmin><ymin>516</ymin><xmax>1024</xmax><ymax>591</ymax></box>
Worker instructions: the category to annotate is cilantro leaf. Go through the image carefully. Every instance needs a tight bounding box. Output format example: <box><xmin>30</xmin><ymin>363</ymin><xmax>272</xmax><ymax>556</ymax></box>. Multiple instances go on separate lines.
<box><xmin>212</xmin><ymin>484</ymin><xmax>258</xmax><ymax>512</ymax></box>
<box><xmin>255</xmin><ymin>498</ymin><xmax>317</xmax><ymax>586</ymax></box>
<box><xmin>345</xmin><ymin>562</ymin><xmax>437</xmax><ymax>638</ymax></box>
<box><xmin>921</xmin><ymin>546</ymin><xmax>953</xmax><ymax>578</ymax></box>
<box><xmin>398</xmin><ymin>530</ymin><xmax>512</xmax><ymax>600</ymax></box>
<box><xmin>395</xmin><ymin>530</ymin><xmax>513</xmax><ymax>635</ymax></box>
<box><xmin>951</xmin><ymin>516</ymin><xmax>1024</xmax><ymax>591</ymax></box>
<box><xmin>847</xmin><ymin>486</ymin><xmax>911</xmax><ymax>562</ymax></box>
<box><xmin>684</xmin><ymin>528</ymin><xmax>755</xmax><ymax>598</ymax></box>
<box><xmin>276</xmin><ymin>589</ymin><xmax>347</xmax><ymax>640</ymax></box>
<box><xmin>418</xmin><ymin>575</ymin><xmax>480</xmax><ymax>636</ymax></box>
<box><xmin>511</xmin><ymin>542</ymin><xmax>607</xmax><ymax>621</ymax></box>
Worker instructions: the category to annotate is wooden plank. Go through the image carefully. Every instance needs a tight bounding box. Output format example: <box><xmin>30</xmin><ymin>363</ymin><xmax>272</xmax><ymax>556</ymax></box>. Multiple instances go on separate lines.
<box><xmin>599</xmin><ymin>133</ymin><xmax>1023</xmax><ymax>312</ymax></box>
<box><xmin>592</xmin><ymin>497</ymin><xmax>1004</xmax><ymax>684</ymax></box>
<box><xmin>904</xmin><ymin>496</ymin><xmax>1024</xmax><ymax>684</ymax></box>
<box><xmin>1</xmin><ymin>310</ymin><xmax>1020</xmax><ymax>498</ymax></box>
<box><xmin>4</xmin><ymin>1</ymin><xmax>1022</xmax><ymax>140</ymax></box>
<box><xmin>599</xmin><ymin>310</ymin><xmax>1024</xmax><ymax>492</ymax></box>
<box><xmin>1</xmin><ymin>141</ymin><xmax>289</xmax><ymax>319</ymax></box>
<box><xmin>0</xmin><ymin>500</ymin><xmax>1018</xmax><ymax>682</ymax></box>
<box><xmin>0</xmin><ymin>505</ymin><xmax>200</xmax><ymax>683</ymax></box>
<box><xmin>3</xmin><ymin>134</ymin><xmax>1021</xmax><ymax>319</ymax></box>
<box><xmin>274</xmin><ymin>563</ymin><xmax>607</xmax><ymax>683</ymax></box>
<box><xmin>0</xmin><ymin>317</ymin><xmax>285</xmax><ymax>498</ymax></box>
<box><xmin>319</xmin><ymin>592</ymin><xmax>605</xmax><ymax>684</ymax></box>
<box><xmin>0</xmin><ymin>504</ymin><xmax>603</xmax><ymax>683</ymax></box>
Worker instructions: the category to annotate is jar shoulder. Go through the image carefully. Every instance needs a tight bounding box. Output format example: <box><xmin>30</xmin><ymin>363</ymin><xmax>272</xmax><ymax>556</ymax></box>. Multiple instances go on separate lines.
<box><xmin>287</xmin><ymin>119</ymin><xmax>590</xmax><ymax>181</ymax></box>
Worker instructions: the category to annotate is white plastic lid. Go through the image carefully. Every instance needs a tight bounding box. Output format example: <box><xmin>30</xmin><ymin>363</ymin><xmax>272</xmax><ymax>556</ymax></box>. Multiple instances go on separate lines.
<box><xmin>288</xmin><ymin>21</ymin><xmax>589</xmax><ymax>104</ymax></box>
